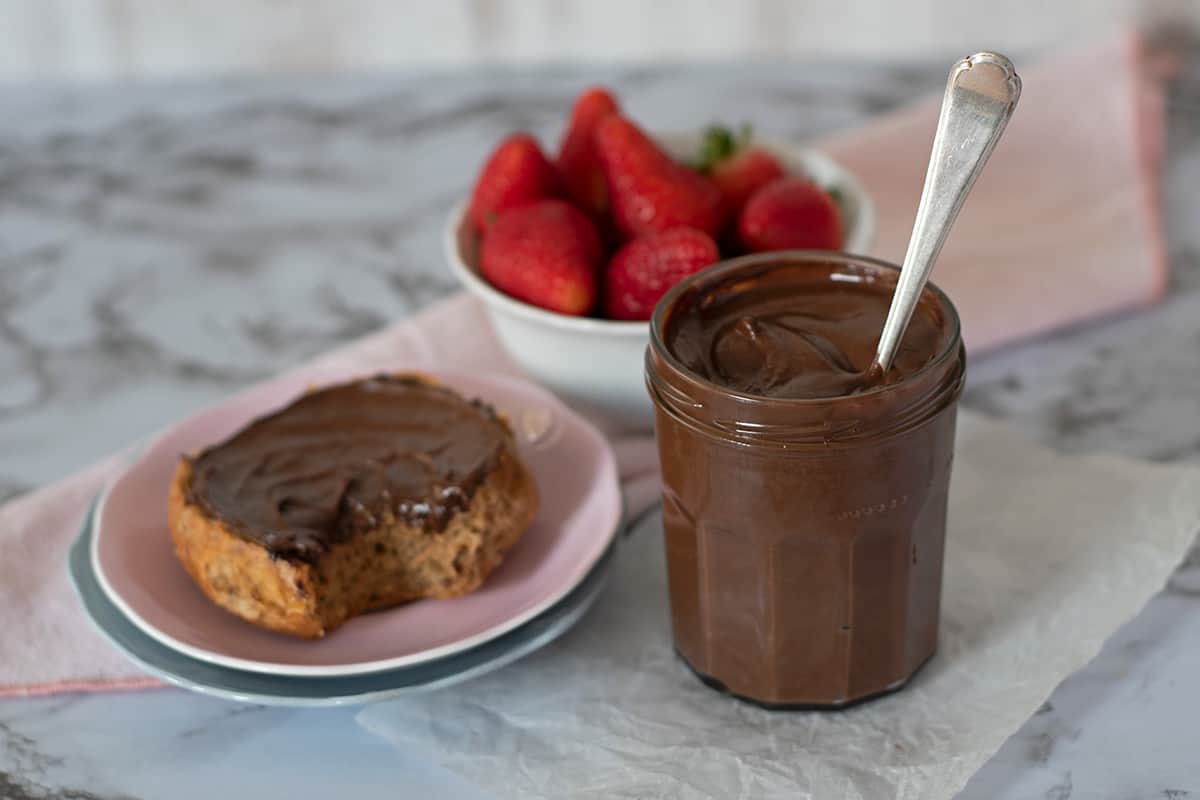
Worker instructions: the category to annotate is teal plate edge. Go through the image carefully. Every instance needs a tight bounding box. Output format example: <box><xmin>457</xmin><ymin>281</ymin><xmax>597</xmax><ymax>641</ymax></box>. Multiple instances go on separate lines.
<box><xmin>67</xmin><ymin>498</ymin><xmax>622</xmax><ymax>707</ymax></box>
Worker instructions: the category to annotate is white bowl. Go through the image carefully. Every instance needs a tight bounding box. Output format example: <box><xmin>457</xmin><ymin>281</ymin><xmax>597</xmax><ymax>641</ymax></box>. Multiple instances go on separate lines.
<box><xmin>444</xmin><ymin>133</ymin><xmax>876</xmax><ymax>431</ymax></box>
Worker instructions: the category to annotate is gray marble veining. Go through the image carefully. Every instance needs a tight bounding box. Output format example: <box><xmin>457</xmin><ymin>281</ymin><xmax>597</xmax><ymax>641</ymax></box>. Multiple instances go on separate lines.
<box><xmin>2</xmin><ymin>58</ymin><xmax>1200</xmax><ymax>798</ymax></box>
<box><xmin>0</xmin><ymin>62</ymin><xmax>941</xmax><ymax>501</ymax></box>
<box><xmin>958</xmin><ymin>537</ymin><xmax>1200</xmax><ymax>799</ymax></box>
<box><xmin>0</xmin><ymin>694</ymin><xmax>490</xmax><ymax>799</ymax></box>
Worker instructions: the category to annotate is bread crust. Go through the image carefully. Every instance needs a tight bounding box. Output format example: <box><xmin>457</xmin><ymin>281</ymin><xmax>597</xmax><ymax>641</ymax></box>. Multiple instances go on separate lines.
<box><xmin>168</xmin><ymin>432</ymin><xmax>538</xmax><ymax>639</ymax></box>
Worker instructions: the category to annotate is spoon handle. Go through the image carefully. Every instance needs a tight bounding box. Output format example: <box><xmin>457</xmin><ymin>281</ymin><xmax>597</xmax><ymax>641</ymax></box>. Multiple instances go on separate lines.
<box><xmin>872</xmin><ymin>52</ymin><xmax>1021</xmax><ymax>371</ymax></box>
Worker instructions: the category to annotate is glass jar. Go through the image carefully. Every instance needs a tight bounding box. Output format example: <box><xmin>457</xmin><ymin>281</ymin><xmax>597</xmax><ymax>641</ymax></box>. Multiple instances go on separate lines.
<box><xmin>646</xmin><ymin>251</ymin><xmax>965</xmax><ymax>707</ymax></box>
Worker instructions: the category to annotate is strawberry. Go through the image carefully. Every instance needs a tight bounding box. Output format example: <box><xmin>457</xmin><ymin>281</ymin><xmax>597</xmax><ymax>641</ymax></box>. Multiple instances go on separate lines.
<box><xmin>480</xmin><ymin>200</ymin><xmax>601</xmax><ymax>315</ymax></box>
<box><xmin>557</xmin><ymin>86</ymin><xmax>619</xmax><ymax>216</ymax></box>
<box><xmin>696</xmin><ymin>125</ymin><xmax>786</xmax><ymax>219</ymax></box>
<box><xmin>468</xmin><ymin>134</ymin><xmax>559</xmax><ymax>232</ymax></box>
<box><xmin>737</xmin><ymin>176</ymin><xmax>843</xmax><ymax>253</ymax></box>
<box><xmin>605</xmin><ymin>227</ymin><xmax>719</xmax><ymax>321</ymax></box>
<box><xmin>595</xmin><ymin>115</ymin><xmax>723</xmax><ymax>239</ymax></box>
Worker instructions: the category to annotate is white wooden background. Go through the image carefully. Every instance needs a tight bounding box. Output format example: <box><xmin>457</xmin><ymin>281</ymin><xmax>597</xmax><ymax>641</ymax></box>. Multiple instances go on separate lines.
<box><xmin>1</xmin><ymin>0</ymin><xmax>1178</xmax><ymax>80</ymax></box>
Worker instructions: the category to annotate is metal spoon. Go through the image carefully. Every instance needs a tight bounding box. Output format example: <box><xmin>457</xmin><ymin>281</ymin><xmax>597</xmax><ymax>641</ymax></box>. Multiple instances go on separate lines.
<box><xmin>871</xmin><ymin>52</ymin><xmax>1022</xmax><ymax>373</ymax></box>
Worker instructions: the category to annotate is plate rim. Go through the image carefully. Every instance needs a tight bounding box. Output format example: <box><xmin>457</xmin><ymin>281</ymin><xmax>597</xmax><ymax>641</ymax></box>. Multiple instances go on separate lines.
<box><xmin>90</xmin><ymin>365</ymin><xmax>622</xmax><ymax>678</ymax></box>
<box><xmin>70</xmin><ymin>499</ymin><xmax>621</xmax><ymax>707</ymax></box>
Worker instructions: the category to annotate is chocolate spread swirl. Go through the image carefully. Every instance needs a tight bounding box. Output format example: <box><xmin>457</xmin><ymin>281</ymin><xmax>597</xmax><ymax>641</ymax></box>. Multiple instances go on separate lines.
<box><xmin>184</xmin><ymin>375</ymin><xmax>508</xmax><ymax>563</ymax></box>
<box><xmin>664</xmin><ymin>264</ymin><xmax>947</xmax><ymax>398</ymax></box>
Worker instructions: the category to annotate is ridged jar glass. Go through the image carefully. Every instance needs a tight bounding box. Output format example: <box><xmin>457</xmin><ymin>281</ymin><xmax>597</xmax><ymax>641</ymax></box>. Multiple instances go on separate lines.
<box><xmin>646</xmin><ymin>252</ymin><xmax>965</xmax><ymax>707</ymax></box>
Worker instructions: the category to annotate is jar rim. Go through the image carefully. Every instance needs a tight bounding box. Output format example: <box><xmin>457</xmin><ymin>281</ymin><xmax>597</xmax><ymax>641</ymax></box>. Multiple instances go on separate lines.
<box><xmin>648</xmin><ymin>250</ymin><xmax>964</xmax><ymax>409</ymax></box>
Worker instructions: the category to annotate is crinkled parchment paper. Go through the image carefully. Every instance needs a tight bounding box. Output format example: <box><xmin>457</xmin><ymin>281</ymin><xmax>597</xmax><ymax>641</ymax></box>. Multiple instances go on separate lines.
<box><xmin>358</xmin><ymin>412</ymin><xmax>1200</xmax><ymax>799</ymax></box>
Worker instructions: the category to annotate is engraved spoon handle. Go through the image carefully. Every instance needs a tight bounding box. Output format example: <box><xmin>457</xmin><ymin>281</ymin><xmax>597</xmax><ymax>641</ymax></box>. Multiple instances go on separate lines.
<box><xmin>872</xmin><ymin>52</ymin><xmax>1021</xmax><ymax>372</ymax></box>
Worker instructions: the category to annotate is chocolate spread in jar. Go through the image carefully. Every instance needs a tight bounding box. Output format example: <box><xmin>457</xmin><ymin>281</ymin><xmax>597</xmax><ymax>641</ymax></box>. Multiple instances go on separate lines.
<box><xmin>184</xmin><ymin>376</ymin><xmax>509</xmax><ymax>563</ymax></box>
<box><xmin>647</xmin><ymin>253</ymin><xmax>965</xmax><ymax>707</ymax></box>
<box><xmin>665</xmin><ymin>262</ymin><xmax>946</xmax><ymax>398</ymax></box>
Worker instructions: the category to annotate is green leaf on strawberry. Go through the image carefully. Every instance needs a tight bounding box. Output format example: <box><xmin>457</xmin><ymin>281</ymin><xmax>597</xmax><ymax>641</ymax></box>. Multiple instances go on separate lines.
<box><xmin>694</xmin><ymin>123</ymin><xmax>754</xmax><ymax>173</ymax></box>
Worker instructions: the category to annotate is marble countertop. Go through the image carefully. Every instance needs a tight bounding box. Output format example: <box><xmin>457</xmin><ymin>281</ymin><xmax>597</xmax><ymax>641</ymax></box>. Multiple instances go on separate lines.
<box><xmin>3</xmin><ymin>57</ymin><xmax>1200</xmax><ymax>798</ymax></box>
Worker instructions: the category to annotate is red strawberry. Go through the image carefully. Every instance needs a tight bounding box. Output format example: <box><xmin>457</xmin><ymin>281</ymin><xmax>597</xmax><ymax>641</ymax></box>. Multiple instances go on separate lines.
<box><xmin>605</xmin><ymin>227</ymin><xmax>719</xmax><ymax>321</ymax></box>
<box><xmin>480</xmin><ymin>200</ymin><xmax>601</xmax><ymax>315</ymax></box>
<box><xmin>738</xmin><ymin>176</ymin><xmax>842</xmax><ymax>253</ymax></box>
<box><xmin>714</xmin><ymin>149</ymin><xmax>785</xmax><ymax>214</ymax></box>
<box><xmin>468</xmin><ymin>134</ymin><xmax>559</xmax><ymax>232</ymax></box>
<box><xmin>595</xmin><ymin>115</ymin><xmax>723</xmax><ymax>239</ymax></box>
<box><xmin>696</xmin><ymin>125</ymin><xmax>786</xmax><ymax>219</ymax></box>
<box><xmin>557</xmin><ymin>87</ymin><xmax>619</xmax><ymax>216</ymax></box>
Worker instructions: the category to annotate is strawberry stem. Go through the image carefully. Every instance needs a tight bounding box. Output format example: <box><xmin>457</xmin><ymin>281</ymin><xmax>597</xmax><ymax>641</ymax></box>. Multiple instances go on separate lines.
<box><xmin>694</xmin><ymin>123</ymin><xmax>755</xmax><ymax>172</ymax></box>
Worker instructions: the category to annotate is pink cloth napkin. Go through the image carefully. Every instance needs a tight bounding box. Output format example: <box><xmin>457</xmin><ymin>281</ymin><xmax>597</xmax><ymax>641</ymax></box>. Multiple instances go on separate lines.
<box><xmin>821</xmin><ymin>30</ymin><xmax>1166</xmax><ymax>352</ymax></box>
<box><xmin>0</xmin><ymin>32</ymin><xmax>1166</xmax><ymax>696</ymax></box>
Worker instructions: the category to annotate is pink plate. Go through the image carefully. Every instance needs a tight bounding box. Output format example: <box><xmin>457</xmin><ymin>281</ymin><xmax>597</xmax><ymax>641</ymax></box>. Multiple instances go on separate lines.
<box><xmin>91</xmin><ymin>366</ymin><xmax>621</xmax><ymax>677</ymax></box>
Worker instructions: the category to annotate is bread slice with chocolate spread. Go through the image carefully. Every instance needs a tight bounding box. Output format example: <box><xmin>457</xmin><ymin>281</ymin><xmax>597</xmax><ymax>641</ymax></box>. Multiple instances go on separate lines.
<box><xmin>167</xmin><ymin>374</ymin><xmax>538</xmax><ymax>639</ymax></box>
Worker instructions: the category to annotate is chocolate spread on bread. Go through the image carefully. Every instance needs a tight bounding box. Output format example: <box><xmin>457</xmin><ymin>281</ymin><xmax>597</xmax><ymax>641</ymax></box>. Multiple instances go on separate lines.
<box><xmin>184</xmin><ymin>376</ymin><xmax>509</xmax><ymax>563</ymax></box>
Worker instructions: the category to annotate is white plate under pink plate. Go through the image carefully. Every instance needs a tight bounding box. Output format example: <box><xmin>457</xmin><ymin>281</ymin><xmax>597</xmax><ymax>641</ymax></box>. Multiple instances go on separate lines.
<box><xmin>91</xmin><ymin>366</ymin><xmax>622</xmax><ymax>678</ymax></box>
